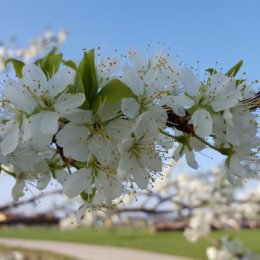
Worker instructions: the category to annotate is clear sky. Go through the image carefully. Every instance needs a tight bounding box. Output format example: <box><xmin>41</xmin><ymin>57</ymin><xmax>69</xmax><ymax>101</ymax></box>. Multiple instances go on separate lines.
<box><xmin>0</xmin><ymin>0</ymin><xmax>259</xmax><ymax>205</ymax></box>
<box><xmin>0</xmin><ymin>0</ymin><xmax>260</xmax><ymax>79</ymax></box>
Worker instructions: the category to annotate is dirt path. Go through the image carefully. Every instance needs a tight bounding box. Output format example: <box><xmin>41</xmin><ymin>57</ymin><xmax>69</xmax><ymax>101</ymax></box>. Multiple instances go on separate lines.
<box><xmin>0</xmin><ymin>238</ymin><xmax>194</xmax><ymax>260</ymax></box>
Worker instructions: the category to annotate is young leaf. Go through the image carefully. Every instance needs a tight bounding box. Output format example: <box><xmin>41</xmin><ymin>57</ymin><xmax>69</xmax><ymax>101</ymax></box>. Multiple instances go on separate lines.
<box><xmin>91</xmin><ymin>79</ymin><xmax>134</xmax><ymax>112</ymax></box>
<box><xmin>77</xmin><ymin>49</ymin><xmax>98</xmax><ymax>106</ymax></box>
<box><xmin>206</xmin><ymin>68</ymin><xmax>217</xmax><ymax>75</ymax></box>
<box><xmin>35</xmin><ymin>47</ymin><xmax>63</xmax><ymax>79</ymax></box>
<box><xmin>63</xmin><ymin>60</ymin><xmax>77</xmax><ymax>70</ymax></box>
<box><xmin>5</xmin><ymin>59</ymin><xmax>25</xmax><ymax>78</ymax></box>
<box><xmin>226</xmin><ymin>60</ymin><xmax>243</xmax><ymax>77</ymax></box>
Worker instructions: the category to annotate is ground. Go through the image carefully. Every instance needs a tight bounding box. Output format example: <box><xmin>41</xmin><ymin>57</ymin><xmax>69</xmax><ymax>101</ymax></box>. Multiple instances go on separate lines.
<box><xmin>0</xmin><ymin>227</ymin><xmax>259</xmax><ymax>260</ymax></box>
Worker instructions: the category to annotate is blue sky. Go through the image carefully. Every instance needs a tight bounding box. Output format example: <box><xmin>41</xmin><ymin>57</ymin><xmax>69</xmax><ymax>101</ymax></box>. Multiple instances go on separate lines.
<box><xmin>0</xmin><ymin>0</ymin><xmax>260</xmax><ymax>79</ymax></box>
<box><xmin>0</xmin><ymin>0</ymin><xmax>259</xmax><ymax>204</ymax></box>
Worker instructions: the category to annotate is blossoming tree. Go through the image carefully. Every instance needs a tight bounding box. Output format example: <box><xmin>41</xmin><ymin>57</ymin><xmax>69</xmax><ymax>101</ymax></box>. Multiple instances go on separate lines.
<box><xmin>0</xmin><ymin>30</ymin><xmax>67</xmax><ymax>73</ymax></box>
<box><xmin>0</xmin><ymin>44</ymin><xmax>259</xmax><ymax>259</ymax></box>
<box><xmin>0</xmin><ymin>46</ymin><xmax>259</xmax><ymax>219</ymax></box>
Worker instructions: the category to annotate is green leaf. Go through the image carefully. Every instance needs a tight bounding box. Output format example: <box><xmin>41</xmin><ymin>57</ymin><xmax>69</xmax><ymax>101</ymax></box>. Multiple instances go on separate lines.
<box><xmin>35</xmin><ymin>47</ymin><xmax>63</xmax><ymax>79</ymax></box>
<box><xmin>206</xmin><ymin>68</ymin><xmax>217</xmax><ymax>75</ymax></box>
<box><xmin>5</xmin><ymin>59</ymin><xmax>25</xmax><ymax>78</ymax></box>
<box><xmin>226</xmin><ymin>60</ymin><xmax>243</xmax><ymax>77</ymax></box>
<box><xmin>63</xmin><ymin>60</ymin><xmax>77</xmax><ymax>70</ymax></box>
<box><xmin>75</xmin><ymin>76</ymin><xmax>89</xmax><ymax>109</ymax></box>
<box><xmin>91</xmin><ymin>79</ymin><xmax>134</xmax><ymax>112</ymax></box>
<box><xmin>77</xmin><ymin>49</ymin><xmax>98</xmax><ymax>106</ymax></box>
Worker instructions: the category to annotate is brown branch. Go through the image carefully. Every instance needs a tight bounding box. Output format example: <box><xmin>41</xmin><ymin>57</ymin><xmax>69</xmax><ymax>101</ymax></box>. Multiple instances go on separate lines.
<box><xmin>0</xmin><ymin>189</ymin><xmax>63</xmax><ymax>213</ymax></box>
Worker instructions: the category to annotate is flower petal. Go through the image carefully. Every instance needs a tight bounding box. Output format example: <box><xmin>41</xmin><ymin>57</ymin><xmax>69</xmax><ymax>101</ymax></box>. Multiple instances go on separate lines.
<box><xmin>64</xmin><ymin>109</ymin><xmax>92</xmax><ymax>124</ymax></box>
<box><xmin>47</xmin><ymin>68</ymin><xmax>76</xmax><ymax>97</ymax></box>
<box><xmin>128</xmin><ymin>48</ymin><xmax>146</xmax><ymax>68</ymax></box>
<box><xmin>56</xmin><ymin>123</ymin><xmax>89</xmax><ymax>147</ymax></box>
<box><xmin>210</xmin><ymin>91</ymin><xmax>241</xmax><ymax>112</ymax></box>
<box><xmin>64</xmin><ymin>169</ymin><xmax>92</xmax><ymax>198</ymax></box>
<box><xmin>22</xmin><ymin>64</ymin><xmax>47</xmax><ymax>94</ymax></box>
<box><xmin>132</xmin><ymin>165</ymin><xmax>150</xmax><ymax>189</ymax></box>
<box><xmin>121</xmin><ymin>98</ymin><xmax>139</xmax><ymax>118</ymax></box>
<box><xmin>54</xmin><ymin>93</ymin><xmax>85</xmax><ymax>113</ymax></box>
<box><xmin>12</xmin><ymin>179</ymin><xmax>25</xmax><ymax>201</ymax></box>
<box><xmin>140</xmin><ymin>149</ymin><xmax>162</xmax><ymax>172</ymax></box>
<box><xmin>63</xmin><ymin>139</ymin><xmax>91</xmax><ymax>162</ymax></box>
<box><xmin>192</xmin><ymin>109</ymin><xmax>212</xmax><ymax>137</ymax></box>
<box><xmin>1</xmin><ymin>121</ymin><xmax>19</xmax><ymax>156</ymax></box>
<box><xmin>89</xmin><ymin>135</ymin><xmax>113</xmax><ymax>165</ymax></box>
<box><xmin>96</xmin><ymin>173</ymin><xmax>122</xmax><ymax>203</ymax></box>
<box><xmin>5</xmin><ymin>79</ymin><xmax>37</xmax><ymax>114</ymax></box>
<box><xmin>55</xmin><ymin>169</ymin><xmax>69</xmax><ymax>185</ymax></box>
<box><xmin>39</xmin><ymin>111</ymin><xmax>59</xmax><ymax>135</ymax></box>
<box><xmin>106</xmin><ymin>119</ymin><xmax>132</xmax><ymax>142</ymax></box>
<box><xmin>179</xmin><ymin>68</ymin><xmax>200</xmax><ymax>96</ymax></box>
<box><xmin>185</xmin><ymin>148</ymin><xmax>198</xmax><ymax>169</ymax></box>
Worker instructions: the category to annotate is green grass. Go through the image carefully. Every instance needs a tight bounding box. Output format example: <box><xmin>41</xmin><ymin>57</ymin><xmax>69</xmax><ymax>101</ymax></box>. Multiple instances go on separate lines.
<box><xmin>0</xmin><ymin>227</ymin><xmax>259</xmax><ymax>260</ymax></box>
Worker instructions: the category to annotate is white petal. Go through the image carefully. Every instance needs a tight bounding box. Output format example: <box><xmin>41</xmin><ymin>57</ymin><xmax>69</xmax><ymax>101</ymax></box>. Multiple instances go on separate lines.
<box><xmin>192</xmin><ymin>109</ymin><xmax>212</xmax><ymax>137</ymax></box>
<box><xmin>22</xmin><ymin>116</ymin><xmax>32</xmax><ymax>142</ymax></box>
<box><xmin>55</xmin><ymin>169</ymin><xmax>69</xmax><ymax>185</ymax></box>
<box><xmin>32</xmin><ymin>161</ymin><xmax>51</xmax><ymax>190</ymax></box>
<box><xmin>64</xmin><ymin>109</ymin><xmax>92</xmax><ymax>124</ymax></box>
<box><xmin>106</xmin><ymin>119</ymin><xmax>132</xmax><ymax>142</ymax></box>
<box><xmin>132</xmin><ymin>164</ymin><xmax>150</xmax><ymax>189</ymax></box>
<box><xmin>96</xmin><ymin>173</ymin><xmax>122</xmax><ymax>203</ymax></box>
<box><xmin>128</xmin><ymin>48</ymin><xmax>146</xmax><ymax>68</ymax></box>
<box><xmin>5</xmin><ymin>79</ymin><xmax>37</xmax><ymax>114</ymax></box>
<box><xmin>30</xmin><ymin>114</ymin><xmax>53</xmax><ymax>148</ymax></box>
<box><xmin>54</xmin><ymin>93</ymin><xmax>85</xmax><ymax>113</ymax></box>
<box><xmin>121</xmin><ymin>98</ymin><xmax>139</xmax><ymax>118</ymax></box>
<box><xmin>89</xmin><ymin>135</ymin><xmax>113</xmax><ymax>165</ymax></box>
<box><xmin>64</xmin><ymin>169</ymin><xmax>92</xmax><ymax>198</ymax></box>
<box><xmin>172</xmin><ymin>95</ymin><xmax>195</xmax><ymax>108</ymax></box>
<box><xmin>118</xmin><ymin>145</ymin><xmax>150</xmax><ymax>189</ymax></box>
<box><xmin>140</xmin><ymin>149</ymin><xmax>162</xmax><ymax>172</ymax></box>
<box><xmin>226</xmin><ymin>169</ymin><xmax>239</xmax><ymax>185</ymax></box>
<box><xmin>146</xmin><ymin>103</ymin><xmax>168</xmax><ymax>126</ymax></box>
<box><xmin>117</xmin><ymin>155</ymin><xmax>131</xmax><ymax>179</ymax></box>
<box><xmin>1</xmin><ymin>121</ymin><xmax>19</xmax><ymax>156</ymax></box>
<box><xmin>9</xmin><ymin>153</ymin><xmax>42</xmax><ymax>172</ymax></box>
<box><xmin>185</xmin><ymin>148</ymin><xmax>198</xmax><ymax>169</ymax></box>
<box><xmin>226</xmin><ymin>125</ymin><xmax>240</xmax><ymax>146</ymax></box>
<box><xmin>22</xmin><ymin>64</ymin><xmax>47</xmax><ymax>94</ymax></box>
<box><xmin>209</xmin><ymin>73</ymin><xmax>236</xmax><ymax>95</ymax></box>
<box><xmin>12</xmin><ymin>179</ymin><xmax>25</xmax><ymax>201</ymax></box>
<box><xmin>173</xmin><ymin>144</ymin><xmax>183</xmax><ymax>162</ymax></box>
<box><xmin>211</xmin><ymin>91</ymin><xmax>242</xmax><ymax>112</ymax></box>
<box><xmin>229</xmin><ymin>155</ymin><xmax>243</xmax><ymax>174</ymax></box>
<box><xmin>99</xmin><ymin>102</ymin><xmax>121</xmax><ymax>121</ymax></box>
<box><xmin>133</xmin><ymin>112</ymin><xmax>156</xmax><ymax>140</ymax></box>
<box><xmin>122</xmin><ymin>67</ymin><xmax>142</xmax><ymax>95</ymax></box>
<box><xmin>47</xmin><ymin>68</ymin><xmax>76</xmax><ymax>97</ymax></box>
<box><xmin>189</xmin><ymin>137</ymin><xmax>205</xmax><ymax>151</ymax></box>
<box><xmin>56</xmin><ymin>123</ymin><xmax>89</xmax><ymax>147</ymax></box>
<box><xmin>39</xmin><ymin>111</ymin><xmax>59</xmax><ymax>135</ymax></box>
<box><xmin>63</xmin><ymin>139</ymin><xmax>91</xmax><ymax>162</ymax></box>
<box><xmin>37</xmin><ymin>172</ymin><xmax>51</xmax><ymax>190</ymax></box>
<box><xmin>118</xmin><ymin>138</ymin><xmax>135</xmax><ymax>155</ymax></box>
<box><xmin>179</xmin><ymin>68</ymin><xmax>200</xmax><ymax>96</ymax></box>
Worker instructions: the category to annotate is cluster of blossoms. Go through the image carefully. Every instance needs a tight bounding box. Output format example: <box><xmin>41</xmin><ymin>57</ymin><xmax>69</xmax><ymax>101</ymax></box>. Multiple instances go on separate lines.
<box><xmin>207</xmin><ymin>237</ymin><xmax>259</xmax><ymax>260</ymax></box>
<box><xmin>0</xmin><ymin>47</ymin><xmax>259</xmax><ymax>219</ymax></box>
<box><xmin>0</xmin><ymin>30</ymin><xmax>67</xmax><ymax>71</ymax></box>
<box><xmin>178</xmin><ymin>168</ymin><xmax>260</xmax><ymax>242</ymax></box>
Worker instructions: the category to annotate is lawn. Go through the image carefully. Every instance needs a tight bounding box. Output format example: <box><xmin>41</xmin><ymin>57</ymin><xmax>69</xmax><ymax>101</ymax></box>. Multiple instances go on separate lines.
<box><xmin>0</xmin><ymin>227</ymin><xmax>259</xmax><ymax>260</ymax></box>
